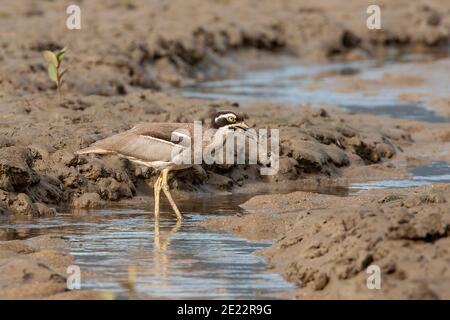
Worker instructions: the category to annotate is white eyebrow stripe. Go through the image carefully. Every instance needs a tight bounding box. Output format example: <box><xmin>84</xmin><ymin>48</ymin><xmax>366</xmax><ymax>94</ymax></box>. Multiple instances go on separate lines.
<box><xmin>215</xmin><ymin>113</ymin><xmax>236</xmax><ymax>123</ymax></box>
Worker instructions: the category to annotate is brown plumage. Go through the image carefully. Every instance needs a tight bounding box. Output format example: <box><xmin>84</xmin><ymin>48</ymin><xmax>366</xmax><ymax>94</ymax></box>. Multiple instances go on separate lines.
<box><xmin>77</xmin><ymin>123</ymin><xmax>194</xmax><ymax>171</ymax></box>
<box><xmin>76</xmin><ymin>111</ymin><xmax>250</xmax><ymax>221</ymax></box>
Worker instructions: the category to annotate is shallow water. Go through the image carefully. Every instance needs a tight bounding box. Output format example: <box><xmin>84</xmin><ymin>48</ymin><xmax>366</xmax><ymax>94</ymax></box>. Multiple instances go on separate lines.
<box><xmin>351</xmin><ymin>161</ymin><xmax>450</xmax><ymax>190</ymax></box>
<box><xmin>181</xmin><ymin>56</ymin><xmax>450</xmax><ymax>123</ymax></box>
<box><xmin>0</xmin><ymin>194</ymin><xmax>295</xmax><ymax>299</ymax></box>
<box><xmin>0</xmin><ymin>185</ymin><xmax>349</xmax><ymax>298</ymax></box>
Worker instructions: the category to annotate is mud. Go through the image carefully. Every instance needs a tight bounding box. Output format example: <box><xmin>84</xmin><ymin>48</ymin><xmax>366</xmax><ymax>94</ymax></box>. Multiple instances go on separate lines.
<box><xmin>202</xmin><ymin>184</ymin><xmax>450</xmax><ymax>299</ymax></box>
<box><xmin>1</xmin><ymin>90</ymin><xmax>424</xmax><ymax>216</ymax></box>
<box><xmin>1</xmin><ymin>0</ymin><xmax>450</xmax><ymax>299</ymax></box>
<box><xmin>2</xmin><ymin>0</ymin><xmax>450</xmax><ymax>214</ymax></box>
<box><xmin>2</xmin><ymin>0</ymin><xmax>450</xmax><ymax>96</ymax></box>
<box><xmin>0</xmin><ymin>234</ymin><xmax>98</xmax><ymax>299</ymax></box>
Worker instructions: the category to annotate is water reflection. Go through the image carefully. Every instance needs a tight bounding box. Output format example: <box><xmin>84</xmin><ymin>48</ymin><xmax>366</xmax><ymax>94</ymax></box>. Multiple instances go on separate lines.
<box><xmin>351</xmin><ymin>161</ymin><xmax>450</xmax><ymax>190</ymax></box>
<box><xmin>181</xmin><ymin>56</ymin><xmax>450</xmax><ymax>123</ymax></box>
<box><xmin>0</xmin><ymin>195</ymin><xmax>295</xmax><ymax>299</ymax></box>
<box><xmin>154</xmin><ymin>218</ymin><xmax>181</xmax><ymax>251</ymax></box>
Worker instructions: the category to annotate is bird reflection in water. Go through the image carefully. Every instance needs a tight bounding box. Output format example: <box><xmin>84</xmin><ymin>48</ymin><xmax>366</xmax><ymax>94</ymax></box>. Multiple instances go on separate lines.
<box><xmin>149</xmin><ymin>216</ymin><xmax>182</xmax><ymax>285</ymax></box>
<box><xmin>154</xmin><ymin>217</ymin><xmax>182</xmax><ymax>251</ymax></box>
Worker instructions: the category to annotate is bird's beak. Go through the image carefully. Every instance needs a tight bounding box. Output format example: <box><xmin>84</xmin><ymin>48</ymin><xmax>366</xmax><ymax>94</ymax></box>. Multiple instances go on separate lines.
<box><xmin>233</xmin><ymin>122</ymin><xmax>250</xmax><ymax>131</ymax></box>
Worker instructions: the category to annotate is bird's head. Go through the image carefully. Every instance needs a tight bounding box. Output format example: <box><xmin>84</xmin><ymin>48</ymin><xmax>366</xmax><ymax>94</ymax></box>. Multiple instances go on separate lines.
<box><xmin>210</xmin><ymin>110</ymin><xmax>250</xmax><ymax>131</ymax></box>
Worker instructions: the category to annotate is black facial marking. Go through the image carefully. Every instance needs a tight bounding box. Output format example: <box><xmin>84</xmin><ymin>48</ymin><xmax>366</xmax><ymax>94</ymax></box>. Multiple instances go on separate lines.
<box><xmin>211</xmin><ymin>110</ymin><xmax>244</xmax><ymax>129</ymax></box>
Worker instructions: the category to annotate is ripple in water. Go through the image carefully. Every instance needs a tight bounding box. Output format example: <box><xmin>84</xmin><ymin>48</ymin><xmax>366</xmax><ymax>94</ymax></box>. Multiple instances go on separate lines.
<box><xmin>181</xmin><ymin>58</ymin><xmax>450</xmax><ymax>123</ymax></box>
<box><xmin>351</xmin><ymin>161</ymin><xmax>450</xmax><ymax>190</ymax></box>
<box><xmin>0</xmin><ymin>195</ymin><xmax>294</xmax><ymax>299</ymax></box>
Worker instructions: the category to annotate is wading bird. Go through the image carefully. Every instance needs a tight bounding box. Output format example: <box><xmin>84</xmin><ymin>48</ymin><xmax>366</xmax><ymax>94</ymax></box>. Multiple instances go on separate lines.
<box><xmin>76</xmin><ymin>111</ymin><xmax>250</xmax><ymax>221</ymax></box>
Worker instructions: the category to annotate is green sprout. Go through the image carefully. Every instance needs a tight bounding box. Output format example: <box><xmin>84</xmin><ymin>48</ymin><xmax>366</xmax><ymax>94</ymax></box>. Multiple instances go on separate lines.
<box><xmin>43</xmin><ymin>47</ymin><xmax>68</xmax><ymax>101</ymax></box>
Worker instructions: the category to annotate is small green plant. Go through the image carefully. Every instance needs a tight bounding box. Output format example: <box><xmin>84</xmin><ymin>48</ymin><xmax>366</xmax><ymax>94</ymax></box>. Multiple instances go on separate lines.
<box><xmin>43</xmin><ymin>47</ymin><xmax>67</xmax><ymax>100</ymax></box>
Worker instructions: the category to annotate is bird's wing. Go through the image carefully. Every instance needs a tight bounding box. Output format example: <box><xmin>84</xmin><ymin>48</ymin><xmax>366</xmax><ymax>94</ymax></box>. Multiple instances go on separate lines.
<box><xmin>131</xmin><ymin>123</ymin><xmax>194</xmax><ymax>144</ymax></box>
<box><xmin>77</xmin><ymin>123</ymin><xmax>194</xmax><ymax>163</ymax></box>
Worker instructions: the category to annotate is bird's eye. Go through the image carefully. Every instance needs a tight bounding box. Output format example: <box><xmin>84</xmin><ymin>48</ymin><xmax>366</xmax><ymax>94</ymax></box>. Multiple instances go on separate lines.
<box><xmin>228</xmin><ymin>116</ymin><xmax>236</xmax><ymax>123</ymax></box>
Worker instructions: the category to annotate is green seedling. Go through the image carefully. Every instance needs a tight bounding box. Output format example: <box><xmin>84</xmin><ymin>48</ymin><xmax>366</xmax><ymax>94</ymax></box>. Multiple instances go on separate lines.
<box><xmin>43</xmin><ymin>47</ymin><xmax>68</xmax><ymax>101</ymax></box>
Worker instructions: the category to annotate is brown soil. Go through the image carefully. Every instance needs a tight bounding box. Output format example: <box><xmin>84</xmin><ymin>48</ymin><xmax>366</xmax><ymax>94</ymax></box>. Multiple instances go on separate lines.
<box><xmin>2</xmin><ymin>0</ymin><xmax>450</xmax><ymax>96</ymax></box>
<box><xmin>1</xmin><ymin>0</ymin><xmax>450</xmax><ymax>299</ymax></box>
<box><xmin>0</xmin><ymin>234</ymin><xmax>155</xmax><ymax>299</ymax></box>
<box><xmin>0</xmin><ymin>234</ymin><xmax>100</xmax><ymax>299</ymax></box>
<box><xmin>202</xmin><ymin>184</ymin><xmax>450</xmax><ymax>299</ymax></box>
<box><xmin>2</xmin><ymin>0</ymin><xmax>450</xmax><ymax>215</ymax></box>
<box><xmin>0</xmin><ymin>90</ymin><xmax>423</xmax><ymax>215</ymax></box>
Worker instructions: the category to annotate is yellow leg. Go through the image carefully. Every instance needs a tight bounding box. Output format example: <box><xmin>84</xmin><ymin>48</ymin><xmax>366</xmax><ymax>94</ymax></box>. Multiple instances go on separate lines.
<box><xmin>161</xmin><ymin>169</ymin><xmax>183</xmax><ymax>220</ymax></box>
<box><xmin>153</xmin><ymin>173</ymin><xmax>163</xmax><ymax>249</ymax></box>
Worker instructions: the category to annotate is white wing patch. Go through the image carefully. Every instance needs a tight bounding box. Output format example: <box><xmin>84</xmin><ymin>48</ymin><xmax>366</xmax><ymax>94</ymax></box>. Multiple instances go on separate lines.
<box><xmin>140</xmin><ymin>135</ymin><xmax>177</xmax><ymax>146</ymax></box>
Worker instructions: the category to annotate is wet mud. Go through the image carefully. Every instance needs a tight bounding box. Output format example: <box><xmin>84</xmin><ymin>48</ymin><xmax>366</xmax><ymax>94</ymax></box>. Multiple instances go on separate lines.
<box><xmin>1</xmin><ymin>0</ymin><xmax>450</xmax><ymax>299</ymax></box>
<box><xmin>203</xmin><ymin>184</ymin><xmax>450</xmax><ymax>299</ymax></box>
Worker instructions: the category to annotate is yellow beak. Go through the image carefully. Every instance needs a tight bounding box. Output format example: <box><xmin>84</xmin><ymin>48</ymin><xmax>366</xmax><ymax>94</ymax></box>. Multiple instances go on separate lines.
<box><xmin>233</xmin><ymin>122</ymin><xmax>250</xmax><ymax>130</ymax></box>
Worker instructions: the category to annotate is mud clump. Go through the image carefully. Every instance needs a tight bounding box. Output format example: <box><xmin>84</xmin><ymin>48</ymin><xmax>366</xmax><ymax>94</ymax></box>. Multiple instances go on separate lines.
<box><xmin>0</xmin><ymin>235</ymin><xmax>97</xmax><ymax>299</ymax></box>
<box><xmin>0</xmin><ymin>234</ymin><xmax>154</xmax><ymax>299</ymax></box>
<box><xmin>203</xmin><ymin>184</ymin><xmax>450</xmax><ymax>299</ymax></box>
<box><xmin>0</xmin><ymin>147</ymin><xmax>40</xmax><ymax>192</ymax></box>
<box><xmin>249</xmin><ymin>104</ymin><xmax>410</xmax><ymax>182</ymax></box>
<box><xmin>72</xmin><ymin>193</ymin><xmax>105</xmax><ymax>209</ymax></box>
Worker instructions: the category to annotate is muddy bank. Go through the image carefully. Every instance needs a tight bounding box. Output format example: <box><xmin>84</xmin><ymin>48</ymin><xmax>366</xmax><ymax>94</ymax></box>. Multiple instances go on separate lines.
<box><xmin>0</xmin><ymin>232</ymin><xmax>154</xmax><ymax>299</ymax></box>
<box><xmin>2</xmin><ymin>84</ymin><xmax>449</xmax><ymax>215</ymax></box>
<box><xmin>205</xmin><ymin>185</ymin><xmax>450</xmax><ymax>299</ymax></box>
<box><xmin>1</xmin><ymin>0</ymin><xmax>450</xmax><ymax>97</ymax></box>
<box><xmin>1</xmin><ymin>89</ymin><xmax>419</xmax><ymax>215</ymax></box>
<box><xmin>1</xmin><ymin>0</ymin><xmax>449</xmax><ymax>301</ymax></box>
<box><xmin>0</xmin><ymin>234</ymin><xmax>99</xmax><ymax>299</ymax></box>
<box><xmin>202</xmin><ymin>184</ymin><xmax>450</xmax><ymax>299</ymax></box>
<box><xmin>1</xmin><ymin>0</ymin><xmax>450</xmax><ymax>215</ymax></box>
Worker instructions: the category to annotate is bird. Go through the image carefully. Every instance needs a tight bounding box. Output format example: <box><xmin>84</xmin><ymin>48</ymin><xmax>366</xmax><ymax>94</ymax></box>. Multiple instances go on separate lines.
<box><xmin>76</xmin><ymin>110</ymin><xmax>250</xmax><ymax>221</ymax></box>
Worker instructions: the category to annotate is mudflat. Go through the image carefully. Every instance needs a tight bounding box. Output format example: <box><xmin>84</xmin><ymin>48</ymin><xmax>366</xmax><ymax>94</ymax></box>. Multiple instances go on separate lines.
<box><xmin>0</xmin><ymin>0</ymin><xmax>449</xmax><ymax>299</ymax></box>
